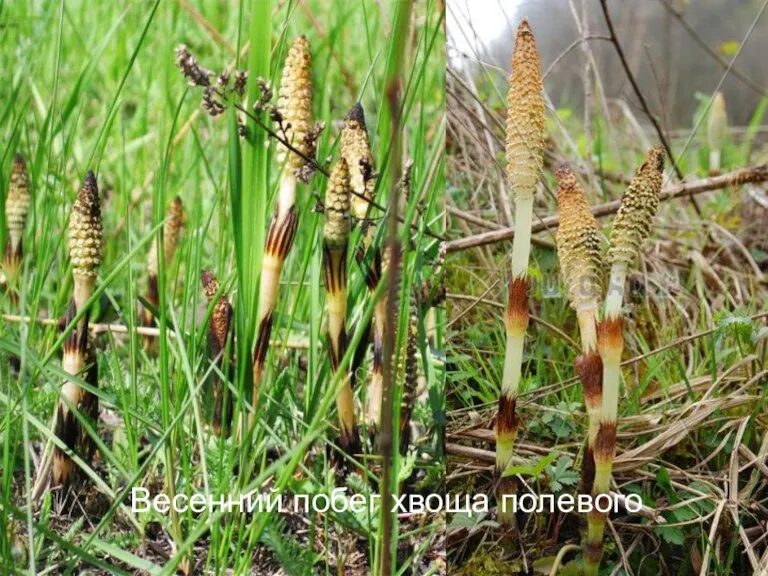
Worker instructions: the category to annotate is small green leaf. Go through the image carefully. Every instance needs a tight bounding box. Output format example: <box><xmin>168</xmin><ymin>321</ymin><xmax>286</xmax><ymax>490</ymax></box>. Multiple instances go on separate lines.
<box><xmin>655</xmin><ymin>466</ymin><xmax>679</xmax><ymax>504</ymax></box>
<box><xmin>503</xmin><ymin>452</ymin><xmax>558</xmax><ymax>478</ymax></box>
<box><xmin>398</xmin><ymin>448</ymin><xmax>418</xmax><ymax>482</ymax></box>
<box><xmin>447</xmin><ymin>510</ymin><xmax>494</xmax><ymax>531</ymax></box>
<box><xmin>720</xmin><ymin>40</ymin><xmax>739</xmax><ymax>56</ymax></box>
<box><xmin>656</xmin><ymin>524</ymin><xmax>685</xmax><ymax>545</ymax></box>
<box><xmin>547</xmin><ymin>455</ymin><xmax>579</xmax><ymax>492</ymax></box>
<box><xmin>673</xmin><ymin>505</ymin><xmax>698</xmax><ymax>522</ymax></box>
<box><xmin>550</xmin><ymin>417</ymin><xmax>573</xmax><ymax>438</ymax></box>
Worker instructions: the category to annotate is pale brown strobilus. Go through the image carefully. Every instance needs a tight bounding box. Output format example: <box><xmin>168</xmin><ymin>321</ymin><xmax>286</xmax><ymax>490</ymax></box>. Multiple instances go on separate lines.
<box><xmin>3</xmin><ymin>154</ymin><xmax>31</xmax><ymax>291</ymax></box>
<box><xmin>341</xmin><ymin>102</ymin><xmax>385</xmax><ymax>433</ymax></box>
<box><xmin>201</xmin><ymin>270</ymin><xmax>234</xmax><ymax>436</ymax></box>
<box><xmin>51</xmin><ymin>171</ymin><xmax>104</xmax><ymax>488</ymax></box>
<box><xmin>496</xmin><ymin>18</ymin><xmax>545</xmax><ymax>528</ymax></box>
<box><xmin>68</xmin><ymin>171</ymin><xmax>103</xmax><ymax>317</ymax></box>
<box><xmin>341</xmin><ymin>102</ymin><xmax>376</xmax><ymax>223</ymax></box>
<box><xmin>252</xmin><ymin>36</ymin><xmax>312</xmax><ymax>419</ymax></box>
<box><xmin>142</xmin><ymin>196</ymin><xmax>184</xmax><ymax>350</ymax></box>
<box><xmin>554</xmin><ymin>165</ymin><xmax>604</xmax><ymax>496</ymax></box>
<box><xmin>585</xmin><ymin>147</ymin><xmax>664</xmax><ymax>575</ymax></box>
<box><xmin>322</xmin><ymin>157</ymin><xmax>359</xmax><ymax>455</ymax></box>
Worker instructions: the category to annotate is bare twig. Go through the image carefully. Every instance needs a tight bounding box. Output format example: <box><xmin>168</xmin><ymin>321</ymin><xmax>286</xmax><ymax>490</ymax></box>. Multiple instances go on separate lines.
<box><xmin>446</xmin><ymin>205</ymin><xmax>555</xmax><ymax>249</ymax></box>
<box><xmin>447</xmin><ymin>292</ymin><xmax>580</xmax><ymax>350</ymax></box>
<box><xmin>699</xmin><ymin>500</ymin><xmax>727</xmax><ymax>576</ymax></box>
<box><xmin>228</xmin><ymin>96</ymin><xmax>445</xmax><ymax>243</ymax></box>
<box><xmin>446</xmin><ymin>442</ymin><xmax>496</xmax><ymax>463</ymax></box>
<box><xmin>0</xmin><ymin>314</ymin><xmax>311</xmax><ymax>348</ymax></box>
<box><xmin>447</xmin><ymin>68</ymin><xmax>504</xmax><ymax>132</ymax></box>
<box><xmin>655</xmin><ymin>0</ymin><xmax>768</xmax><ymax>97</ymax></box>
<box><xmin>541</xmin><ymin>35</ymin><xmax>611</xmax><ymax>81</ymax></box>
<box><xmin>445</xmin><ymin>164</ymin><xmax>768</xmax><ymax>253</ymax></box>
<box><xmin>598</xmin><ymin>0</ymin><xmax>693</xmax><ymax>208</ymax></box>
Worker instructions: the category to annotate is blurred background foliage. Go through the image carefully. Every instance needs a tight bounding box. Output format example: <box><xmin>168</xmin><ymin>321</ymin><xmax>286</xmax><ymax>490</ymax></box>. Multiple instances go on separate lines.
<box><xmin>454</xmin><ymin>0</ymin><xmax>768</xmax><ymax>127</ymax></box>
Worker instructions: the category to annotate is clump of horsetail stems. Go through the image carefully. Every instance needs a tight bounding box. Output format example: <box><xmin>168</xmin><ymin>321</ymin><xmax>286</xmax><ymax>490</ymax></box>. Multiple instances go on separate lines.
<box><xmin>585</xmin><ymin>147</ymin><xmax>664</xmax><ymax>575</ymax></box>
<box><xmin>143</xmin><ymin>196</ymin><xmax>184</xmax><ymax>331</ymax></box>
<box><xmin>3</xmin><ymin>153</ymin><xmax>31</xmax><ymax>288</ymax></box>
<box><xmin>707</xmin><ymin>91</ymin><xmax>727</xmax><ymax>173</ymax></box>
<box><xmin>201</xmin><ymin>270</ymin><xmax>234</xmax><ymax>436</ymax></box>
<box><xmin>497</xmin><ymin>18</ymin><xmax>545</xmax><ymax>528</ymax></box>
<box><xmin>322</xmin><ymin>157</ymin><xmax>359</xmax><ymax>455</ymax></box>
<box><xmin>554</xmin><ymin>165</ymin><xmax>604</xmax><ymax>495</ymax></box>
<box><xmin>52</xmin><ymin>171</ymin><xmax>103</xmax><ymax>487</ymax></box>
<box><xmin>341</xmin><ymin>102</ymin><xmax>384</xmax><ymax>431</ymax></box>
<box><xmin>52</xmin><ymin>304</ymin><xmax>99</xmax><ymax>487</ymax></box>
<box><xmin>252</xmin><ymin>35</ymin><xmax>312</xmax><ymax>415</ymax></box>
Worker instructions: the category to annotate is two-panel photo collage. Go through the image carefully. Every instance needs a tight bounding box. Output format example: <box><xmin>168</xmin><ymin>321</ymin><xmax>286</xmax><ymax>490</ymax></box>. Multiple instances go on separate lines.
<box><xmin>2</xmin><ymin>1</ymin><xmax>768</xmax><ymax>574</ymax></box>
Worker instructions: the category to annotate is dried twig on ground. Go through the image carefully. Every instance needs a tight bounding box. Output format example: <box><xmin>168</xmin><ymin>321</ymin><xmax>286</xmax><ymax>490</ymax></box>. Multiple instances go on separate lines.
<box><xmin>446</xmin><ymin>165</ymin><xmax>768</xmax><ymax>253</ymax></box>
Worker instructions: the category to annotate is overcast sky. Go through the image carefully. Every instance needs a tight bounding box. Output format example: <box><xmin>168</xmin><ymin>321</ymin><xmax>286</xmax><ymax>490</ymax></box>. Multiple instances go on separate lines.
<box><xmin>447</xmin><ymin>0</ymin><xmax>522</xmax><ymax>67</ymax></box>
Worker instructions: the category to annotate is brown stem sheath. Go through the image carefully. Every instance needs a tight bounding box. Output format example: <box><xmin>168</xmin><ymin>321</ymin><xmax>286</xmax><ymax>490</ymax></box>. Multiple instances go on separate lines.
<box><xmin>251</xmin><ymin>204</ymin><xmax>299</xmax><ymax>416</ymax></box>
<box><xmin>52</xmin><ymin>305</ymin><xmax>98</xmax><ymax>488</ymax></box>
<box><xmin>201</xmin><ymin>270</ymin><xmax>234</xmax><ymax>436</ymax></box>
<box><xmin>323</xmin><ymin>243</ymin><xmax>358</xmax><ymax>453</ymax></box>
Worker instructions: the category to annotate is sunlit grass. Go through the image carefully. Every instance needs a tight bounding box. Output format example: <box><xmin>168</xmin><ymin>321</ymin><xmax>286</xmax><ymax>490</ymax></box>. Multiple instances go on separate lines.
<box><xmin>0</xmin><ymin>0</ymin><xmax>445</xmax><ymax>573</ymax></box>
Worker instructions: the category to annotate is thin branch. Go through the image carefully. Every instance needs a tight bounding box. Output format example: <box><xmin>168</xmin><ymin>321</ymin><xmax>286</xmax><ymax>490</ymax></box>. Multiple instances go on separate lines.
<box><xmin>445</xmin><ymin>164</ymin><xmax>768</xmax><ymax>253</ymax></box>
<box><xmin>668</xmin><ymin>0</ymin><xmax>768</xmax><ymax>178</ymax></box>
<box><xmin>447</xmin><ymin>205</ymin><xmax>555</xmax><ymax>249</ymax></box>
<box><xmin>230</xmin><ymin>95</ymin><xmax>445</xmax><ymax>242</ymax></box>
<box><xmin>598</xmin><ymin>0</ymin><xmax>694</xmax><ymax>207</ymax></box>
<box><xmin>525</xmin><ymin>309</ymin><xmax>768</xmax><ymax>402</ymax></box>
<box><xmin>230</xmin><ymin>98</ymin><xmax>328</xmax><ymax>176</ymax></box>
<box><xmin>656</xmin><ymin>0</ymin><xmax>768</xmax><ymax>98</ymax></box>
<box><xmin>578</xmin><ymin>0</ymin><xmax>596</xmax><ymax>189</ymax></box>
<box><xmin>447</xmin><ymin>68</ymin><xmax>504</xmax><ymax>132</ymax></box>
<box><xmin>0</xmin><ymin>314</ymin><xmax>311</xmax><ymax>348</ymax></box>
<box><xmin>447</xmin><ymin>292</ymin><xmax>580</xmax><ymax>350</ymax></box>
<box><xmin>542</xmin><ymin>35</ymin><xmax>611</xmax><ymax>80</ymax></box>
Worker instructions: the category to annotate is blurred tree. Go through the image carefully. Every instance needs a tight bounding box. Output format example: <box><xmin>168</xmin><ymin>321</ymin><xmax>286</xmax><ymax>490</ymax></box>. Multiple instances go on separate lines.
<box><xmin>465</xmin><ymin>0</ymin><xmax>768</xmax><ymax>128</ymax></box>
